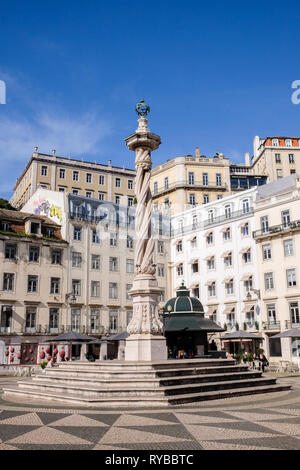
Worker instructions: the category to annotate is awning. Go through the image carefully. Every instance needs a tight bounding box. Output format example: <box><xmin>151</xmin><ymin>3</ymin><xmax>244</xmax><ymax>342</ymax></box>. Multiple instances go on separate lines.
<box><xmin>221</xmin><ymin>250</ymin><xmax>232</xmax><ymax>258</ymax></box>
<box><xmin>41</xmin><ymin>332</ymin><xmax>99</xmax><ymax>343</ymax></box>
<box><xmin>239</xmin><ymin>247</ymin><xmax>251</xmax><ymax>254</ymax></box>
<box><xmin>188</xmin><ymin>235</ymin><xmax>197</xmax><ymax>242</ymax></box>
<box><xmin>272</xmin><ymin>328</ymin><xmax>300</xmax><ymax>339</ymax></box>
<box><xmin>221</xmin><ymin>331</ymin><xmax>263</xmax><ymax>341</ymax></box>
<box><xmin>205</xmin><ymin>279</ymin><xmax>216</xmax><ymax>286</ymax></box>
<box><xmin>220</xmin><ymin>226</ymin><xmax>231</xmax><ymax>233</ymax></box>
<box><xmin>223</xmin><ymin>304</ymin><xmax>236</xmax><ymax>315</ymax></box>
<box><xmin>222</xmin><ymin>276</ymin><xmax>234</xmax><ymax>284</ymax></box>
<box><xmin>242</xmin><ymin>303</ymin><xmax>256</xmax><ymax>312</ymax></box>
<box><xmin>164</xmin><ymin>314</ymin><xmax>225</xmax><ymax>332</ymax></box>
<box><xmin>189</xmin><ymin>282</ymin><xmax>199</xmax><ymax>289</ymax></box>
<box><xmin>204</xmin><ymin>255</ymin><xmax>214</xmax><ymax>261</ymax></box>
<box><xmin>241</xmin><ymin>273</ymin><xmax>253</xmax><ymax>281</ymax></box>
<box><xmin>106</xmin><ymin>331</ymin><xmax>130</xmax><ymax>341</ymax></box>
<box><xmin>188</xmin><ymin>258</ymin><xmax>198</xmax><ymax>264</ymax></box>
<box><xmin>206</xmin><ymin>306</ymin><xmax>218</xmax><ymax>315</ymax></box>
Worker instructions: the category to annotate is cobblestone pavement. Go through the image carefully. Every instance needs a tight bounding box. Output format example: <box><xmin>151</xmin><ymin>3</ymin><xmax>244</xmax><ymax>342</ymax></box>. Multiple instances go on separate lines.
<box><xmin>1</xmin><ymin>375</ymin><xmax>300</xmax><ymax>450</ymax></box>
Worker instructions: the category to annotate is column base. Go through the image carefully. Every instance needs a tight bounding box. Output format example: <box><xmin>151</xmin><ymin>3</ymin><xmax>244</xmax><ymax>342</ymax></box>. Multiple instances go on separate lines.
<box><xmin>125</xmin><ymin>334</ymin><xmax>168</xmax><ymax>361</ymax></box>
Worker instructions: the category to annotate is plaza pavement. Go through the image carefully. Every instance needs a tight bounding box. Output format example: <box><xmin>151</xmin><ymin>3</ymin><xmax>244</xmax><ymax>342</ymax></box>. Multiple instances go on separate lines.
<box><xmin>1</xmin><ymin>375</ymin><xmax>300</xmax><ymax>450</ymax></box>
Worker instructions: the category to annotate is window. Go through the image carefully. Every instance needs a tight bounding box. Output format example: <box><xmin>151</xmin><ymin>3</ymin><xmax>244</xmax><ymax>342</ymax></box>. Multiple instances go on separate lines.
<box><xmin>207</xmin><ymin>257</ymin><xmax>215</xmax><ymax>270</ymax></box>
<box><xmin>73</xmin><ymin>171</ymin><xmax>79</xmax><ymax>182</ymax></box>
<box><xmin>206</xmin><ymin>232</ymin><xmax>213</xmax><ymax>245</ymax></box>
<box><xmin>225</xmin><ymin>205</ymin><xmax>231</xmax><ymax>219</ymax></box>
<box><xmin>128</xmin><ymin>179</ymin><xmax>133</xmax><ymax>190</ymax></box>
<box><xmin>90</xmin><ymin>309</ymin><xmax>100</xmax><ymax>333</ymax></box>
<box><xmin>217</xmin><ymin>195</ymin><xmax>223</xmax><ymax>200</ymax></box>
<box><xmin>115</xmin><ymin>195</ymin><xmax>120</xmax><ymax>205</ymax></box>
<box><xmin>92</xmin><ymin>229</ymin><xmax>100</xmax><ymax>244</ymax></box>
<box><xmin>290</xmin><ymin>302</ymin><xmax>300</xmax><ymax>324</ymax></box>
<box><xmin>158</xmin><ymin>241</ymin><xmax>164</xmax><ymax>253</ymax></box>
<box><xmin>25</xmin><ymin>307</ymin><xmax>36</xmax><ymax>332</ymax></box>
<box><xmin>272</xmin><ymin>139</ymin><xmax>279</xmax><ymax>147</ymax></box>
<box><xmin>177</xmin><ymin>264</ymin><xmax>183</xmax><ymax>276</ymax></box>
<box><xmin>128</xmin><ymin>197</ymin><xmax>134</xmax><ymax>206</ymax></box>
<box><xmin>126</xmin><ymin>259</ymin><xmax>134</xmax><ymax>273</ymax></box>
<box><xmin>72</xmin><ymin>279</ymin><xmax>81</xmax><ymax>296</ymax></box>
<box><xmin>49</xmin><ymin>308</ymin><xmax>59</xmax><ymax>331</ymax></box>
<box><xmin>275</xmin><ymin>153</ymin><xmax>281</xmax><ymax>163</ymax></box>
<box><xmin>208</xmin><ymin>210</ymin><xmax>214</xmax><ymax>223</ymax></box>
<box><xmin>127</xmin><ymin>311</ymin><xmax>133</xmax><ymax>326</ymax></box>
<box><xmin>244</xmin><ymin>277</ymin><xmax>253</xmax><ymax>293</ymax></box>
<box><xmin>91</xmin><ymin>254</ymin><xmax>100</xmax><ymax>270</ymax></box>
<box><xmin>71</xmin><ymin>308</ymin><xmax>81</xmax><ymax>332</ymax></box>
<box><xmin>127</xmin><ymin>235</ymin><xmax>134</xmax><ymax>249</ymax></box>
<box><xmin>176</xmin><ymin>240</ymin><xmax>183</xmax><ymax>252</ymax></box>
<box><xmin>99</xmin><ymin>175</ymin><xmax>105</xmax><ymax>185</ymax></box>
<box><xmin>216</xmin><ymin>173</ymin><xmax>222</xmax><ymax>187</ymax></box>
<box><xmin>289</xmin><ymin>154</ymin><xmax>295</xmax><ymax>163</ymax></box>
<box><xmin>50</xmin><ymin>277</ymin><xmax>60</xmax><ymax>294</ymax></box>
<box><xmin>27</xmin><ymin>275</ymin><xmax>38</xmax><ymax>293</ymax></box>
<box><xmin>202</xmin><ymin>173</ymin><xmax>208</xmax><ymax>186</ymax></box>
<box><xmin>72</xmin><ymin>189</ymin><xmax>79</xmax><ymax>195</ymax></box>
<box><xmin>203</xmin><ymin>194</ymin><xmax>209</xmax><ymax>204</ymax></box>
<box><xmin>223</xmin><ymin>228</ymin><xmax>231</xmax><ymax>241</ymax></box>
<box><xmin>91</xmin><ymin>281</ymin><xmax>100</xmax><ymax>297</ymax></box>
<box><xmin>164</xmin><ymin>198</ymin><xmax>170</xmax><ymax>210</ymax></box>
<box><xmin>160</xmin><ymin>290</ymin><xmax>165</xmax><ymax>302</ymax></box>
<box><xmin>98</xmin><ymin>192</ymin><xmax>105</xmax><ymax>200</ymax></box>
<box><xmin>110</xmin><ymin>233</ymin><xmax>118</xmax><ymax>246</ymax></box>
<box><xmin>277</xmin><ymin>168</ymin><xmax>283</xmax><ymax>179</ymax></box>
<box><xmin>154</xmin><ymin>182</ymin><xmax>158</xmax><ymax>194</ymax></box>
<box><xmin>224</xmin><ymin>253</ymin><xmax>232</xmax><ymax>267</ymax></box>
<box><xmin>41</xmin><ymin>165</ymin><xmax>48</xmax><ymax>176</ymax></box>
<box><xmin>241</xmin><ymin>223</ymin><xmax>249</xmax><ymax>236</ymax></box>
<box><xmin>242</xmin><ymin>199</ymin><xmax>250</xmax><ymax>213</ymax></box>
<box><xmin>191</xmin><ymin>237</ymin><xmax>197</xmax><ymax>248</ymax></box>
<box><xmin>287</xmin><ymin>269</ymin><xmax>297</xmax><ymax>287</ymax></box>
<box><xmin>267</xmin><ymin>304</ymin><xmax>277</xmax><ymax>324</ymax></box>
<box><xmin>157</xmin><ymin>264</ymin><xmax>165</xmax><ymax>277</ymax></box>
<box><xmin>284</xmin><ymin>239</ymin><xmax>294</xmax><ymax>256</ymax></box>
<box><xmin>188</xmin><ymin>172</ymin><xmax>195</xmax><ymax>185</ymax></box>
<box><xmin>3</xmin><ymin>273</ymin><xmax>14</xmax><ymax>291</ymax></box>
<box><xmin>109</xmin><ymin>257</ymin><xmax>118</xmax><ymax>272</ymax></box>
<box><xmin>282</xmin><ymin>210</ymin><xmax>290</xmax><ymax>228</ymax></box>
<box><xmin>73</xmin><ymin>226</ymin><xmax>82</xmax><ymax>241</ymax></box>
<box><xmin>51</xmin><ymin>249</ymin><xmax>62</xmax><ymax>265</ymax></box>
<box><xmin>29</xmin><ymin>246</ymin><xmax>40</xmax><ymax>263</ymax></box>
<box><xmin>86</xmin><ymin>191</ymin><xmax>92</xmax><ymax>198</ymax></box>
<box><xmin>59</xmin><ymin>168</ymin><xmax>65</xmax><ymax>179</ymax></box>
<box><xmin>242</xmin><ymin>249</ymin><xmax>251</xmax><ymax>263</ymax></box>
<box><xmin>86</xmin><ymin>173</ymin><xmax>92</xmax><ymax>183</ymax></box>
<box><xmin>164</xmin><ymin>177</ymin><xmax>169</xmax><ymax>189</ymax></box>
<box><xmin>126</xmin><ymin>284</ymin><xmax>133</xmax><ymax>300</ymax></box>
<box><xmin>58</xmin><ymin>187</ymin><xmax>65</xmax><ymax>192</ymax></box>
<box><xmin>109</xmin><ymin>310</ymin><xmax>118</xmax><ymax>331</ymax></box>
<box><xmin>265</xmin><ymin>272</ymin><xmax>274</xmax><ymax>290</ymax></box>
<box><xmin>1</xmin><ymin>306</ymin><xmax>12</xmax><ymax>332</ymax></box>
<box><xmin>286</xmin><ymin>139</ymin><xmax>292</xmax><ymax>147</ymax></box>
<box><xmin>115</xmin><ymin>178</ymin><xmax>121</xmax><ymax>188</ymax></box>
<box><xmin>192</xmin><ymin>215</ymin><xmax>198</xmax><ymax>229</ymax></box>
<box><xmin>30</xmin><ymin>222</ymin><xmax>40</xmax><ymax>234</ymax></box>
<box><xmin>260</xmin><ymin>216</ymin><xmax>269</xmax><ymax>233</ymax></box>
<box><xmin>262</xmin><ymin>244</ymin><xmax>272</xmax><ymax>260</ymax></box>
<box><xmin>1</xmin><ymin>221</ymin><xmax>10</xmax><ymax>231</ymax></box>
<box><xmin>192</xmin><ymin>261</ymin><xmax>199</xmax><ymax>273</ymax></box>
<box><xmin>109</xmin><ymin>283</ymin><xmax>118</xmax><ymax>299</ymax></box>
<box><xmin>192</xmin><ymin>286</ymin><xmax>200</xmax><ymax>298</ymax></box>
<box><xmin>225</xmin><ymin>280</ymin><xmax>234</xmax><ymax>295</ymax></box>
<box><xmin>208</xmin><ymin>282</ymin><xmax>216</xmax><ymax>297</ymax></box>
<box><xmin>72</xmin><ymin>252</ymin><xmax>82</xmax><ymax>268</ymax></box>
<box><xmin>189</xmin><ymin>194</ymin><xmax>196</xmax><ymax>205</ymax></box>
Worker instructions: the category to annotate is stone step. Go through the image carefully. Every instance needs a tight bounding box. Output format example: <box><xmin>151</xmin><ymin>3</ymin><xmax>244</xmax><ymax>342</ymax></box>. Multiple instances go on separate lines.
<box><xmin>42</xmin><ymin>364</ymin><xmax>249</xmax><ymax>380</ymax></box>
<box><xmin>2</xmin><ymin>383</ymin><xmax>291</xmax><ymax>408</ymax></box>
<box><xmin>32</xmin><ymin>370</ymin><xmax>262</xmax><ymax>389</ymax></box>
<box><xmin>16</xmin><ymin>376</ymin><xmax>277</xmax><ymax>398</ymax></box>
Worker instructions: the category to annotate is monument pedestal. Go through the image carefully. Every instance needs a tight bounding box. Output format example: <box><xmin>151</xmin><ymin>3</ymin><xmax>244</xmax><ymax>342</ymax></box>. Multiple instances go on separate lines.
<box><xmin>125</xmin><ymin>334</ymin><xmax>168</xmax><ymax>361</ymax></box>
<box><xmin>124</xmin><ymin>276</ymin><xmax>168</xmax><ymax>361</ymax></box>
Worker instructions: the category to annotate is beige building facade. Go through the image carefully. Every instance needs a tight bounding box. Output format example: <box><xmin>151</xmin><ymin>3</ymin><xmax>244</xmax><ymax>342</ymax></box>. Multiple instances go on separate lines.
<box><xmin>10</xmin><ymin>148</ymin><xmax>136</xmax><ymax>210</ymax></box>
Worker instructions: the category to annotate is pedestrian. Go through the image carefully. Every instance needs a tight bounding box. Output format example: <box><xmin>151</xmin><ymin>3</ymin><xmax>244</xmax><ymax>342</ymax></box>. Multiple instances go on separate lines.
<box><xmin>259</xmin><ymin>353</ymin><xmax>269</xmax><ymax>372</ymax></box>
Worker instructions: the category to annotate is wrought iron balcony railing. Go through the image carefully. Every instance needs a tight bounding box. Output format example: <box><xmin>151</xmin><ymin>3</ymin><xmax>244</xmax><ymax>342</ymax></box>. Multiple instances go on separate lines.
<box><xmin>253</xmin><ymin>219</ymin><xmax>300</xmax><ymax>238</ymax></box>
<box><xmin>153</xmin><ymin>180</ymin><xmax>227</xmax><ymax>197</ymax></box>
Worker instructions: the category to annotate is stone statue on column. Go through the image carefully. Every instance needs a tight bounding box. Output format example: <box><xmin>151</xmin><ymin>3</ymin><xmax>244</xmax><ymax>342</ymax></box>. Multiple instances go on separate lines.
<box><xmin>124</xmin><ymin>100</ymin><xmax>168</xmax><ymax>361</ymax></box>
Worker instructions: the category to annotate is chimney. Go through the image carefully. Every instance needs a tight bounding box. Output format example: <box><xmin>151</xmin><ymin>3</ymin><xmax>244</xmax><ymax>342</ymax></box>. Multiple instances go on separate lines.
<box><xmin>195</xmin><ymin>147</ymin><xmax>200</xmax><ymax>157</ymax></box>
<box><xmin>245</xmin><ymin>152</ymin><xmax>250</xmax><ymax>166</ymax></box>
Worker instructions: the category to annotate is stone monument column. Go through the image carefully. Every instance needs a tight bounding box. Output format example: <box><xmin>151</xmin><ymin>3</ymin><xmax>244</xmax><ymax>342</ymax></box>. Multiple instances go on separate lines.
<box><xmin>124</xmin><ymin>100</ymin><xmax>168</xmax><ymax>361</ymax></box>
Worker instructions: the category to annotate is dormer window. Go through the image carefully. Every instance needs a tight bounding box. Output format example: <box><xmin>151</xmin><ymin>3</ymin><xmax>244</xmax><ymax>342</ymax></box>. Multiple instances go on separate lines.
<box><xmin>30</xmin><ymin>222</ymin><xmax>40</xmax><ymax>235</ymax></box>
<box><xmin>46</xmin><ymin>228</ymin><xmax>55</xmax><ymax>238</ymax></box>
<box><xmin>1</xmin><ymin>221</ymin><xmax>11</xmax><ymax>231</ymax></box>
<box><xmin>285</xmin><ymin>139</ymin><xmax>292</xmax><ymax>147</ymax></box>
<box><xmin>272</xmin><ymin>139</ymin><xmax>279</xmax><ymax>147</ymax></box>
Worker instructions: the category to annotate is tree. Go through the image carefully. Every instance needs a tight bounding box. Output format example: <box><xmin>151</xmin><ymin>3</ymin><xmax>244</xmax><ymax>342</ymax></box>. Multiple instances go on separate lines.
<box><xmin>0</xmin><ymin>198</ymin><xmax>17</xmax><ymax>211</ymax></box>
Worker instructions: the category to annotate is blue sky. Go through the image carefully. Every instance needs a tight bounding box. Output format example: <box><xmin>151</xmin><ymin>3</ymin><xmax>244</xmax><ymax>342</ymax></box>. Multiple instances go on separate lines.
<box><xmin>0</xmin><ymin>0</ymin><xmax>300</xmax><ymax>199</ymax></box>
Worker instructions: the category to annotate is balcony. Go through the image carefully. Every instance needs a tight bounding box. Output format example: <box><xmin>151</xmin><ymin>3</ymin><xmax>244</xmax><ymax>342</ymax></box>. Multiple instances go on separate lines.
<box><xmin>153</xmin><ymin>180</ymin><xmax>227</xmax><ymax>198</ymax></box>
<box><xmin>253</xmin><ymin>219</ymin><xmax>300</xmax><ymax>239</ymax></box>
<box><xmin>171</xmin><ymin>208</ymin><xmax>253</xmax><ymax>237</ymax></box>
<box><xmin>285</xmin><ymin>320</ymin><xmax>300</xmax><ymax>329</ymax></box>
<box><xmin>262</xmin><ymin>321</ymin><xmax>281</xmax><ymax>331</ymax></box>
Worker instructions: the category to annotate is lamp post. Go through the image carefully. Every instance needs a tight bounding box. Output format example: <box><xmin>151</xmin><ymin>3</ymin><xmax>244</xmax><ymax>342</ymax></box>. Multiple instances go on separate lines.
<box><xmin>124</xmin><ymin>101</ymin><xmax>168</xmax><ymax>361</ymax></box>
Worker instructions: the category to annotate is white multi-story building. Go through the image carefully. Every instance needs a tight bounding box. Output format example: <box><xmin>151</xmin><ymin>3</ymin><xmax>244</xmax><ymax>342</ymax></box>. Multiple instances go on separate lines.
<box><xmin>169</xmin><ymin>188</ymin><xmax>260</xmax><ymax>336</ymax></box>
